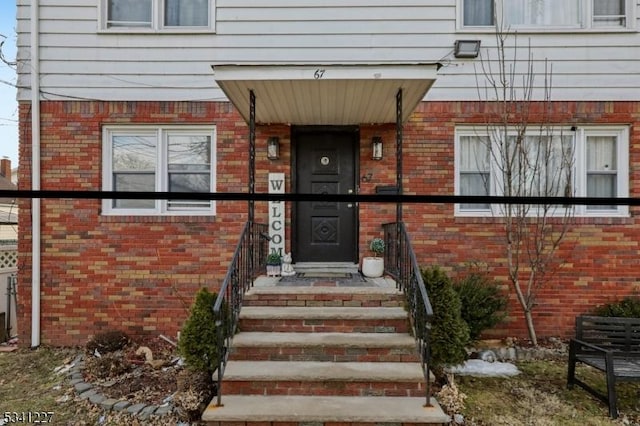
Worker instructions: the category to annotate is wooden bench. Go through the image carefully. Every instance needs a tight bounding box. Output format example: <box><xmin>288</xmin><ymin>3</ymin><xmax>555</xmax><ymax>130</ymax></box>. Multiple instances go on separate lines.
<box><xmin>567</xmin><ymin>315</ymin><xmax>640</xmax><ymax>418</ymax></box>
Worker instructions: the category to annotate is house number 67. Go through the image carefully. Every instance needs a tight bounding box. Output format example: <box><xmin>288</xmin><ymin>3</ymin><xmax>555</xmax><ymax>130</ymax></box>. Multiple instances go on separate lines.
<box><xmin>314</xmin><ymin>69</ymin><xmax>326</xmax><ymax>79</ymax></box>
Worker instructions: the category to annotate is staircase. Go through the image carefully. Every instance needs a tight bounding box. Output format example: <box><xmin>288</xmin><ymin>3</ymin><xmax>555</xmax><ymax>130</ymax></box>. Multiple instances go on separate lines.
<box><xmin>202</xmin><ymin>269</ymin><xmax>449</xmax><ymax>425</ymax></box>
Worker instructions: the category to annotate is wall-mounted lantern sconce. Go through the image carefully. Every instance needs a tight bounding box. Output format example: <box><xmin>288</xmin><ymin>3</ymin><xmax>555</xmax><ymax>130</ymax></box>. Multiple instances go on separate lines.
<box><xmin>372</xmin><ymin>136</ymin><xmax>383</xmax><ymax>160</ymax></box>
<box><xmin>267</xmin><ymin>137</ymin><xmax>280</xmax><ymax>160</ymax></box>
<box><xmin>454</xmin><ymin>40</ymin><xmax>481</xmax><ymax>58</ymax></box>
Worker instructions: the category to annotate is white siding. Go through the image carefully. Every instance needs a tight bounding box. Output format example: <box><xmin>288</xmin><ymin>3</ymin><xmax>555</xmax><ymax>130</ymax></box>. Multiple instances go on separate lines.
<box><xmin>16</xmin><ymin>0</ymin><xmax>640</xmax><ymax>102</ymax></box>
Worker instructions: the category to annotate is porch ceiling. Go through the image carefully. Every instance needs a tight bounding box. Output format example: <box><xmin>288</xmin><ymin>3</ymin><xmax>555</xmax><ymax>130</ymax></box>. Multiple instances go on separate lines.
<box><xmin>211</xmin><ymin>64</ymin><xmax>439</xmax><ymax>125</ymax></box>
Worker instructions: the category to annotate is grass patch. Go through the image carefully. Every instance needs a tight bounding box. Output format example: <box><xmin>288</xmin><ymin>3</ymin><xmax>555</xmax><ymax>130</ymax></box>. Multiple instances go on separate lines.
<box><xmin>457</xmin><ymin>360</ymin><xmax>640</xmax><ymax>425</ymax></box>
<box><xmin>0</xmin><ymin>346</ymin><xmax>190</xmax><ymax>425</ymax></box>
<box><xmin>0</xmin><ymin>347</ymin><xmax>103</xmax><ymax>424</ymax></box>
<box><xmin>2</xmin><ymin>347</ymin><xmax>639</xmax><ymax>425</ymax></box>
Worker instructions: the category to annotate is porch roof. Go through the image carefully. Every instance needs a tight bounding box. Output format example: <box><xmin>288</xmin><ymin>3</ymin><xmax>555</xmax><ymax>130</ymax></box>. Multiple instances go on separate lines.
<box><xmin>211</xmin><ymin>63</ymin><xmax>439</xmax><ymax>125</ymax></box>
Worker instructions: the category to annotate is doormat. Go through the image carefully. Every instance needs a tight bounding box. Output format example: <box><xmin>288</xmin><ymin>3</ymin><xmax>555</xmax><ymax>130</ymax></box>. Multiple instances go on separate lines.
<box><xmin>278</xmin><ymin>272</ymin><xmax>367</xmax><ymax>284</ymax></box>
<box><xmin>298</xmin><ymin>272</ymin><xmax>352</xmax><ymax>278</ymax></box>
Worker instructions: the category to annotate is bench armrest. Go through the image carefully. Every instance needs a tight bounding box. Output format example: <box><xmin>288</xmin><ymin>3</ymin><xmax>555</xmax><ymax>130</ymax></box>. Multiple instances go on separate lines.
<box><xmin>570</xmin><ymin>338</ymin><xmax>611</xmax><ymax>355</ymax></box>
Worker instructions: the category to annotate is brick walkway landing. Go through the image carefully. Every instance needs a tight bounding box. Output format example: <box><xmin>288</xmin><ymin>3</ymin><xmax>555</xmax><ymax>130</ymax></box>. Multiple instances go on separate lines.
<box><xmin>202</xmin><ymin>271</ymin><xmax>449</xmax><ymax>426</ymax></box>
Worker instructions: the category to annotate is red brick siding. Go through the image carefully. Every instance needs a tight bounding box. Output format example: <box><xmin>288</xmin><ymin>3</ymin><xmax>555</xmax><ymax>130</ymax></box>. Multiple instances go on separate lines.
<box><xmin>397</xmin><ymin>101</ymin><xmax>640</xmax><ymax>339</ymax></box>
<box><xmin>17</xmin><ymin>100</ymin><xmax>640</xmax><ymax>346</ymax></box>
<box><xmin>18</xmin><ymin>101</ymin><xmax>250</xmax><ymax>346</ymax></box>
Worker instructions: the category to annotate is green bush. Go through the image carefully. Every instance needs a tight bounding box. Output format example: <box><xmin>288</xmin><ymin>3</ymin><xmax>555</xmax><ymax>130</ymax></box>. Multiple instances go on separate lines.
<box><xmin>454</xmin><ymin>272</ymin><xmax>508</xmax><ymax>342</ymax></box>
<box><xmin>593</xmin><ymin>296</ymin><xmax>640</xmax><ymax>318</ymax></box>
<box><xmin>421</xmin><ymin>266</ymin><xmax>470</xmax><ymax>370</ymax></box>
<box><xmin>266</xmin><ymin>252</ymin><xmax>282</xmax><ymax>265</ymax></box>
<box><xmin>178</xmin><ymin>288</ymin><xmax>224</xmax><ymax>375</ymax></box>
<box><xmin>369</xmin><ymin>238</ymin><xmax>385</xmax><ymax>256</ymax></box>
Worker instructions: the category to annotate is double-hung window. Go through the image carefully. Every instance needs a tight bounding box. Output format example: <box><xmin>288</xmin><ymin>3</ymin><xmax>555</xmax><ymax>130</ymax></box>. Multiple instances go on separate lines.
<box><xmin>593</xmin><ymin>0</ymin><xmax>627</xmax><ymax>27</ymax></box>
<box><xmin>103</xmin><ymin>126</ymin><xmax>216</xmax><ymax>216</ymax></box>
<box><xmin>455</xmin><ymin>126</ymin><xmax>629</xmax><ymax>217</ymax></box>
<box><xmin>458</xmin><ymin>135</ymin><xmax>491</xmax><ymax>210</ymax></box>
<box><xmin>461</xmin><ymin>0</ymin><xmax>632</xmax><ymax>30</ymax></box>
<box><xmin>103</xmin><ymin>0</ymin><xmax>214</xmax><ymax>30</ymax></box>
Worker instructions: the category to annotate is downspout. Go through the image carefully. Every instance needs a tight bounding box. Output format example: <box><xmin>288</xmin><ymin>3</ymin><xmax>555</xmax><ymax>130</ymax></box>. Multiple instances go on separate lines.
<box><xmin>30</xmin><ymin>0</ymin><xmax>41</xmax><ymax>348</ymax></box>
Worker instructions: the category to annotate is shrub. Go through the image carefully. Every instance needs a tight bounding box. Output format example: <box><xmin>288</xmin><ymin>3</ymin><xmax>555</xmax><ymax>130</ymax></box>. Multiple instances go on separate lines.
<box><xmin>178</xmin><ymin>287</ymin><xmax>224</xmax><ymax>375</ymax></box>
<box><xmin>86</xmin><ymin>330</ymin><xmax>130</xmax><ymax>354</ymax></box>
<box><xmin>593</xmin><ymin>296</ymin><xmax>640</xmax><ymax>318</ymax></box>
<box><xmin>421</xmin><ymin>266</ymin><xmax>470</xmax><ymax>370</ymax></box>
<box><xmin>454</xmin><ymin>272</ymin><xmax>508</xmax><ymax>342</ymax></box>
<box><xmin>369</xmin><ymin>238</ymin><xmax>385</xmax><ymax>256</ymax></box>
<box><xmin>266</xmin><ymin>252</ymin><xmax>282</xmax><ymax>265</ymax></box>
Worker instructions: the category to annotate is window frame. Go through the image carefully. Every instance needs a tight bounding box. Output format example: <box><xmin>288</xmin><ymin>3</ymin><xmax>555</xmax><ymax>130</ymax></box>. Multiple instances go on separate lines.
<box><xmin>454</xmin><ymin>126</ymin><xmax>629</xmax><ymax>218</ymax></box>
<box><xmin>457</xmin><ymin>0</ymin><xmax>636</xmax><ymax>32</ymax></box>
<box><xmin>102</xmin><ymin>125</ymin><xmax>217</xmax><ymax>216</ymax></box>
<box><xmin>100</xmin><ymin>0</ymin><xmax>216</xmax><ymax>33</ymax></box>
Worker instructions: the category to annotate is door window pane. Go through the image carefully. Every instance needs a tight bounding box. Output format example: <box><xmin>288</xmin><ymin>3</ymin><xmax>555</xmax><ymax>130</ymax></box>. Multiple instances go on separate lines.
<box><xmin>165</xmin><ymin>0</ymin><xmax>209</xmax><ymax>27</ymax></box>
<box><xmin>108</xmin><ymin>0</ymin><xmax>152</xmax><ymax>27</ymax></box>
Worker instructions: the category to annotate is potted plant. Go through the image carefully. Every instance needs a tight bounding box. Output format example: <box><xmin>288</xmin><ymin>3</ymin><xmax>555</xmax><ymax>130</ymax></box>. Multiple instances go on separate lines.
<box><xmin>362</xmin><ymin>237</ymin><xmax>385</xmax><ymax>278</ymax></box>
<box><xmin>266</xmin><ymin>252</ymin><xmax>282</xmax><ymax>277</ymax></box>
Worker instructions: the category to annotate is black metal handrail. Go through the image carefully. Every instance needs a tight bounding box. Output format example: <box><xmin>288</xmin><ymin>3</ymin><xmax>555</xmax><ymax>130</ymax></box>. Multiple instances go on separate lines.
<box><xmin>212</xmin><ymin>221</ymin><xmax>269</xmax><ymax>406</ymax></box>
<box><xmin>383</xmin><ymin>221</ymin><xmax>434</xmax><ymax>407</ymax></box>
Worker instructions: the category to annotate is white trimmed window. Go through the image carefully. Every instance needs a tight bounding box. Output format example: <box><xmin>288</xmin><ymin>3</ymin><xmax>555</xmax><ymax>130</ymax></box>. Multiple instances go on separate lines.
<box><xmin>102</xmin><ymin>126</ymin><xmax>216</xmax><ymax>216</ymax></box>
<box><xmin>102</xmin><ymin>0</ymin><xmax>215</xmax><ymax>31</ymax></box>
<box><xmin>455</xmin><ymin>126</ymin><xmax>629</xmax><ymax>217</ymax></box>
<box><xmin>461</xmin><ymin>0</ymin><xmax>633</xmax><ymax>30</ymax></box>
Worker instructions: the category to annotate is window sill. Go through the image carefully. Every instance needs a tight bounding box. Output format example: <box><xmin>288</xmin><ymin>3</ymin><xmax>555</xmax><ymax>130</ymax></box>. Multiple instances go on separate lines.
<box><xmin>456</xmin><ymin>27</ymin><xmax>637</xmax><ymax>35</ymax></box>
<box><xmin>454</xmin><ymin>209</ymin><xmax>631</xmax><ymax>221</ymax></box>
<box><xmin>99</xmin><ymin>214</ymin><xmax>217</xmax><ymax>224</ymax></box>
<box><xmin>97</xmin><ymin>28</ymin><xmax>216</xmax><ymax>35</ymax></box>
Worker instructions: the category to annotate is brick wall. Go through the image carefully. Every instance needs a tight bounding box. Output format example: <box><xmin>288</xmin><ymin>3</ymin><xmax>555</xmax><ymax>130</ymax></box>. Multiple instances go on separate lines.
<box><xmin>398</xmin><ymin>101</ymin><xmax>640</xmax><ymax>339</ymax></box>
<box><xmin>18</xmin><ymin>101</ymin><xmax>253</xmax><ymax>346</ymax></box>
<box><xmin>17</xmin><ymin>100</ymin><xmax>640</xmax><ymax>346</ymax></box>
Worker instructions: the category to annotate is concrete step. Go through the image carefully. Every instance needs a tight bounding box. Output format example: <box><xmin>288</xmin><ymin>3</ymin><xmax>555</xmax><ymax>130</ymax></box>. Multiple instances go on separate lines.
<box><xmin>230</xmin><ymin>332</ymin><xmax>420</xmax><ymax>362</ymax></box>
<box><xmin>239</xmin><ymin>306</ymin><xmax>409</xmax><ymax>333</ymax></box>
<box><xmin>244</xmin><ymin>285</ymin><xmax>404</xmax><ymax>307</ymax></box>
<box><xmin>221</xmin><ymin>361</ymin><xmax>426</xmax><ymax>397</ymax></box>
<box><xmin>202</xmin><ymin>395</ymin><xmax>450</xmax><ymax>425</ymax></box>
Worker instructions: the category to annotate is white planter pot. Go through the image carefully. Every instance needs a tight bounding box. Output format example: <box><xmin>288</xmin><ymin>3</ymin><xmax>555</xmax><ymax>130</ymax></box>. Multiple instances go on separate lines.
<box><xmin>362</xmin><ymin>257</ymin><xmax>384</xmax><ymax>278</ymax></box>
<box><xmin>267</xmin><ymin>264</ymin><xmax>281</xmax><ymax>277</ymax></box>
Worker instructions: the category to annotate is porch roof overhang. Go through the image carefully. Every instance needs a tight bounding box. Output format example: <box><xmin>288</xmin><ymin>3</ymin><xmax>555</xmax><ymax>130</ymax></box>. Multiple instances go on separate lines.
<box><xmin>211</xmin><ymin>63</ymin><xmax>440</xmax><ymax>125</ymax></box>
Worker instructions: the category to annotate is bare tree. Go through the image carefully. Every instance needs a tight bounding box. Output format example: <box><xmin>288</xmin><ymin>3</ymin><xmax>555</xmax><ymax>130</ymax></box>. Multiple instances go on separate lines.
<box><xmin>473</xmin><ymin>20</ymin><xmax>574</xmax><ymax>346</ymax></box>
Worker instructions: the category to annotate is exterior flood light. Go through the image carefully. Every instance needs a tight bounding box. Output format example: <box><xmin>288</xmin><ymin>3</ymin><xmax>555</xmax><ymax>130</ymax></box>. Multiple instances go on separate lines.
<box><xmin>372</xmin><ymin>136</ymin><xmax>383</xmax><ymax>160</ymax></box>
<box><xmin>267</xmin><ymin>137</ymin><xmax>280</xmax><ymax>160</ymax></box>
<box><xmin>454</xmin><ymin>40</ymin><xmax>481</xmax><ymax>58</ymax></box>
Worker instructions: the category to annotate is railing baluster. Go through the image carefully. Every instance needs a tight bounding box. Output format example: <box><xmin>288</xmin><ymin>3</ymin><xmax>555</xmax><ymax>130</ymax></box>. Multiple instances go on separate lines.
<box><xmin>212</xmin><ymin>221</ymin><xmax>269</xmax><ymax>406</ymax></box>
<box><xmin>383</xmin><ymin>221</ymin><xmax>434</xmax><ymax>407</ymax></box>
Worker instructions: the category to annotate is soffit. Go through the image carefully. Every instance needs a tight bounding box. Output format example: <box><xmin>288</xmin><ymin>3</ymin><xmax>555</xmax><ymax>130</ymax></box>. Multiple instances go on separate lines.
<box><xmin>212</xmin><ymin>64</ymin><xmax>439</xmax><ymax>125</ymax></box>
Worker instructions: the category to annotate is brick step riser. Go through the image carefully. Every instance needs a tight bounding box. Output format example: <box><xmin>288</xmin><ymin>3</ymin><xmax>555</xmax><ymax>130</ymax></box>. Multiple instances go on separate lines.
<box><xmin>230</xmin><ymin>347</ymin><xmax>420</xmax><ymax>363</ymax></box>
<box><xmin>223</xmin><ymin>380</ymin><xmax>424</xmax><ymax>397</ymax></box>
<box><xmin>238</xmin><ymin>319</ymin><xmax>409</xmax><ymax>334</ymax></box>
<box><xmin>243</xmin><ymin>295</ymin><xmax>404</xmax><ymax>308</ymax></box>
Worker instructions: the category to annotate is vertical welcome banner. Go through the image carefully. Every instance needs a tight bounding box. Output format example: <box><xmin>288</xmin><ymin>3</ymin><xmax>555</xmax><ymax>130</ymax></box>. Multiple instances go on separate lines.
<box><xmin>268</xmin><ymin>173</ymin><xmax>285</xmax><ymax>256</ymax></box>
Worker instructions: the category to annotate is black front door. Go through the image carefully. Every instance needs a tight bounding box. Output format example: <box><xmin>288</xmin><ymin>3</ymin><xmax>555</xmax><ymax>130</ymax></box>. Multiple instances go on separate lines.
<box><xmin>294</xmin><ymin>128</ymin><xmax>358</xmax><ymax>263</ymax></box>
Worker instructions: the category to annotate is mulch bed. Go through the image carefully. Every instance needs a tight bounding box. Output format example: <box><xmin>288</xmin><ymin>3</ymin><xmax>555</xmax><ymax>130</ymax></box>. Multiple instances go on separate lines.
<box><xmin>82</xmin><ymin>336</ymin><xmax>181</xmax><ymax>406</ymax></box>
